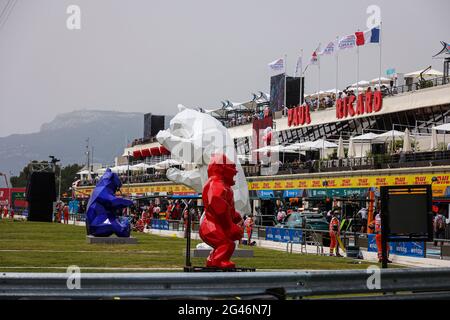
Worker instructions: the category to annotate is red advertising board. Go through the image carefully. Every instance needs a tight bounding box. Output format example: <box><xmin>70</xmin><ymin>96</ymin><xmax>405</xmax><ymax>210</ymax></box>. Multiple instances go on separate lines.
<box><xmin>0</xmin><ymin>188</ymin><xmax>27</xmax><ymax>208</ymax></box>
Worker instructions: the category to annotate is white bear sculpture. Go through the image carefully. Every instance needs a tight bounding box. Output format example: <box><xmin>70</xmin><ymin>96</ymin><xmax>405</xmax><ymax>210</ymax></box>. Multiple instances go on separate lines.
<box><xmin>156</xmin><ymin>105</ymin><xmax>251</xmax><ymax>216</ymax></box>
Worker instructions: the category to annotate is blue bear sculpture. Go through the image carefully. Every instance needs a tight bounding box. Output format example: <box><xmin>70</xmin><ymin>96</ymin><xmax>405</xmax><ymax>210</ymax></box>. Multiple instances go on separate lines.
<box><xmin>86</xmin><ymin>168</ymin><xmax>133</xmax><ymax>237</ymax></box>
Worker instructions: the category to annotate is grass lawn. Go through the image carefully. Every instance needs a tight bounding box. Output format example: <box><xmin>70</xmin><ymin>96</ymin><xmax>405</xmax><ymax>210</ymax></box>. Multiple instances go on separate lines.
<box><xmin>0</xmin><ymin>220</ymin><xmax>388</xmax><ymax>272</ymax></box>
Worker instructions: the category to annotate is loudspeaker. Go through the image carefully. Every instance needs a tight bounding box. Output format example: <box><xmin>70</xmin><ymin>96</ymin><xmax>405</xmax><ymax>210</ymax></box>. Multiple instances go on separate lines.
<box><xmin>28</xmin><ymin>201</ymin><xmax>54</xmax><ymax>222</ymax></box>
<box><xmin>26</xmin><ymin>172</ymin><xmax>56</xmax><ymax>222</ymax></box>
<box><xmin>26</xmin><ymin>172</ymin><xmax>56</xmax><ymax>202</ymax></box>
<box><xmin>286</xmin><ymin>76</ymin><xmax>303</xmax><ymax>108</ymax></box>
<box><xmin>144</xmin><ymin>113</ymin><xmax>166</xmax><ymax>139</ymax></box>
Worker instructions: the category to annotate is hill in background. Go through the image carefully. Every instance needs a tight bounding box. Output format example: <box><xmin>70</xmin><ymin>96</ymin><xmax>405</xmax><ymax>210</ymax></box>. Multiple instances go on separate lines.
<box><xmin>0</xmin><ymin>109</ymin><xmax>146</xmax><ymax>177</ymax></box>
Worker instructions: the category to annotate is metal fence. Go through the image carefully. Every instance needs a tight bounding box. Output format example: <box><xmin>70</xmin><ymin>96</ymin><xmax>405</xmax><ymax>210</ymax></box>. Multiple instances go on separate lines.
<box><xmin>2</xmin><ymin>268</ymin><xmax>450</xmax><ymax>299</ymax></box>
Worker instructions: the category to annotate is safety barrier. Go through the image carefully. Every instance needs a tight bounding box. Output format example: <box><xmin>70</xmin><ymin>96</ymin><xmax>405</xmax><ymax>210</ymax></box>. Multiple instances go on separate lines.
<box><xmin>66</xmin><ymin>215</ymin><xmax>450</xmax><ymax>259</ymax></box>
<box><xmin>2</xmin><ymin>268</ymin><xmax>450</xmax><ymax>299</ymax></box>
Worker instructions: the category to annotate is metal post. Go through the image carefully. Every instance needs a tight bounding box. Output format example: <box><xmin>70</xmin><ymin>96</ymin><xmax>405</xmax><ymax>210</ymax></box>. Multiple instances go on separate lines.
<box><xmin>185</xmin><ymin>204</ymin><xmax>192</xmax><ymax>268</ymax></box>
<box><xmin>381</xmin><ymin>190</ymin><xmax>388</xmax><ymax>269</ymax></box>
<box><xmin>58</xmin><ymin>165</ymin><xmax>62</xmax><ymax>202</ymax></box>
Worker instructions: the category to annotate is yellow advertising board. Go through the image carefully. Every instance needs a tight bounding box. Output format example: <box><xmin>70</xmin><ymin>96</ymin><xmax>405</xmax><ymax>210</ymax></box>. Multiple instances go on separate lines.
<box><xmin>74</xmin><ymin>184</ymin><xmax>195</xmax><ymax>198</ymax></box>
<box><xmin>75</xmin><ymin>173</ymin><xmax>450</xmax><ymax>198</ymax></box>
<box><xmin>247</xmin><ymin>173</ymin><xmax>450</xmax><ymax>197</ymax></box>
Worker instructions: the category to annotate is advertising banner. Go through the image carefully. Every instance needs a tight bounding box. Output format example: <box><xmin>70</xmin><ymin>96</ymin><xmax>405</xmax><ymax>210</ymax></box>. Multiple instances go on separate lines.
<box><xmin>367</xmin><ymin>234</ymin><xmax>425</xmax><ymax>258</ymax></box>
<box><xmin>151</xmin><ymin>219</ymin><xmax>169</xmax><ymax>230</ymax></box>
<box><xmin>265</xmin><ymin>227</ymin><xmax>303</xmax><ymax>244</ymax></box>
<box><xmin>0</xmin><ymin>188</ymin><xmax>27</xmax><ymax>207</ymax></box>
<box><xmin>248</xmin><ymin>172</ymin><xmax>450</xmax><ymax>198</ymax></box>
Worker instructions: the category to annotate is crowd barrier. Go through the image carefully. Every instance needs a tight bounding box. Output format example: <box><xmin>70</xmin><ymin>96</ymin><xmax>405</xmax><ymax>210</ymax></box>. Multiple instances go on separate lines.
<box><xmin>4</xmin><ymin>268</ymin><xmax>450</xmax><ymax>299</ymax></box>
<box><xmin>65</xmin><ymin>216</ymin><xmax>450</xmax><ymax>260</ymax></box>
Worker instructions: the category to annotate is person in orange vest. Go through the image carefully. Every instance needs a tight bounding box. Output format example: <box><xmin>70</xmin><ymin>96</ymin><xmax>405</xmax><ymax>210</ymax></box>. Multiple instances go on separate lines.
<box><xmin>3</xmin><ymin>205</ymin><xmax>8</xmax><ymax>219</ymax></box>
<box><xmin>369</xmin><ymin>210</ymin><xmax>392</xmax><ymax>263</ymax></box>
<box><xmin>55</xmin><ymin>202</ymin><xmax>63</xmax><ymax>223</ymax></box>
<box><xmin>329</xmin><ymin>210</ymin><xmax>342</xmax><ymax>257</ymax></box>
<box><xmin>63</xmin><ymin>204</ymin><xmax>69</xmax><ymax>225</ymax></box>
<box><xmin>183</xmin><ymin>208</ymin><xmax>189</xmax><ymax>238</ymax></box>
<box><xmin>244</xmin><ymin>215</ymin><xmax>255</xmax><ymax>245</ymax></box>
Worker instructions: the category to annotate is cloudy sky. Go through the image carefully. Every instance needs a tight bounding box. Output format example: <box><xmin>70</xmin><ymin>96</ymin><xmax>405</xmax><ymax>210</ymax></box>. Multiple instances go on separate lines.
<box><xmin>0</xmin><ymin>0</ymin><xmax>449</xmax><ymax>137</ymax></box>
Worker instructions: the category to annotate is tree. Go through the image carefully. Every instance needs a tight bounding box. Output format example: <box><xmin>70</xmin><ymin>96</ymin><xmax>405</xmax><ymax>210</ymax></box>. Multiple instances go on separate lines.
<box><xmin>59</xmin><ymin>164</ymin><xmax>83</xmax><ymax>197</ymax></box>
<box><xmin>10</xmin><ymin>163</ymin><xmax>83</xmax><ymax>197</ymax></box>
<box><xmin>10</xmin><ymin>166</ymin><xmax>31</xmax><ymax>188</ymax></box>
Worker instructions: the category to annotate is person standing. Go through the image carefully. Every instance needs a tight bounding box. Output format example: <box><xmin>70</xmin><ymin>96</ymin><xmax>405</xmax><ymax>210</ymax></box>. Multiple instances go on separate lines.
<box><xmin>434</xmin><ymin>208</ymin><xmax>446</xmax><ymax>246</ymax></box>
<box><xmin>357</xmin><ymin>207</ymin><xmax>368</xmax><ymax>233</ymax></box>
<box><xmin>63</xmin><ymin>204</ymin><xmax>69</xmax><ymax>224</ymax></box>
<box><xmin>369</xmin><ymin>210</ymin><xmax>392</xmax><ymax>263</ymax></box>
<box><xmin>244</xmin><ymin>215</ymin><xmax>255</xmax><ymax>245</ymax></box>
<box><xmin>3</xmin><ymin>205</ymin><xmax>8</xmax><ymax>219</ymax></box>
<box><xmin>329</xmin><ymin>211</ymin><xmax>342</xmax><ymax>257</ymax></box>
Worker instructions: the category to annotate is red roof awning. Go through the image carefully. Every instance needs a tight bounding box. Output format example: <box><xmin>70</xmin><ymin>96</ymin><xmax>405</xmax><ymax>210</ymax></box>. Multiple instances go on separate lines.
<box><xmin>160</xmin><ymin>146</ymin><xmax>170</xmax><ymax>155</ymax></box>
<box><xmin>133</xmin><ymin>150</ymin><xmax>143</xmax><ymax>159</ymax></box>
<box><xmin>150</xmin><ymin>147</ymin><xmax>161</xmax><ymax>156</ymax></box>
<box><xmin>141</xmin><ymin>148</ymin><xmax>151</xmax><ymax>157</ymax></box>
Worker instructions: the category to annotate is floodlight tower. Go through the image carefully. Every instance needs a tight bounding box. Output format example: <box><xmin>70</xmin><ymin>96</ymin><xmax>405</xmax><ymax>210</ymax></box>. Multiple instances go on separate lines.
<box><xmin>49</xmin><ymin>156</ymin><xmax>61</xmax><ymax>202</ymax></box>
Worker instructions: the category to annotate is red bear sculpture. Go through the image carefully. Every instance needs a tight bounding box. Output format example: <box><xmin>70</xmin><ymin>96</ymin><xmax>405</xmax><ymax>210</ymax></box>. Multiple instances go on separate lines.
<box><xmin>199</xmin><ymin>153</ymin><xmax>244</xmax><ymax>268</ymax></box>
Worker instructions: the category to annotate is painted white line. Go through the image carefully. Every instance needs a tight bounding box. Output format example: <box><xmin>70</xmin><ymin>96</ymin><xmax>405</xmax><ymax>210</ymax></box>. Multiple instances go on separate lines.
<box><xmin>0</xmin><ymin>249</ymin><xmax>161</xmax><ymax>254</ymax></box>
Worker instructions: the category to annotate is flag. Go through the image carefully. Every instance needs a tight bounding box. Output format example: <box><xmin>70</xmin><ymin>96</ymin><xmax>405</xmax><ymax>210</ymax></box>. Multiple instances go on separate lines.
<box><xmin>355</xmin><ymin>27</ymin><xmax>380</xmax><ymax>46</ymax></box>
<box><xmin>318</xmin><ymin>41</ymin><xmax>335</xmax><ymax>55</ymax></box>
<box><xmin>268</xmin><ymin>58</ymin><xmax>284</xmax><ymax>74</ymax></box>
<box><xmin>310</xmin><ymin>51</ymin><xmax>318</xmax><ymax>65</ymax></box>
<box><xmin>294</xmin><ymin>56</ymin><xmax>302</xmax><ymax>77</ymax></box>
<box><xmin>338</xmin><ymin>34</ymin><xmax>356</xmax><ymax>50</ymax></box>
<box><xmin>432</xmin><ymin>41</ymin><xmax>450</xmax><ymax>57</ymax></box>
<box><xmin>310</xmin><ymin>44</ymin><xmax>321</xmax><ymax>65</ymax></box>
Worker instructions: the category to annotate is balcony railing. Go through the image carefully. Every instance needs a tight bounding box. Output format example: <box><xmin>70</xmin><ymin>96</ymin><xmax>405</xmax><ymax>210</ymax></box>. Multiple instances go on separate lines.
<box><xmin>242</xmin><ymin>150</ymin><xmax>450</xmax><ymax>176</ymax></box>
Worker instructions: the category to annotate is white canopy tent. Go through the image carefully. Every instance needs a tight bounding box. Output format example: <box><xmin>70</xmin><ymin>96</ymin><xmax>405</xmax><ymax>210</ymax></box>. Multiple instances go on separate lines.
<box><xmin>351</xmin><ymin>132</ymin><xmax>381</xmax><ymax>158</ymax></box>
<box><xmin>284</xmin><ymin>142</ymin><xmax>319</xmax><ymax>152</ymax></box>
<box><xmin>151</xmin><ymin>159</ymin><xmax>182</xmax><ymax>170</ymax></box>
<box><xmin>352</xmin><ymin>132</ymin><xmax>380</xmax><ymax>141</ymax></box>
<box><xmin>369</xmin><ymin>77</ymin><xmax>391</xmax><ymax>85</ymax></box>
<box><xmin>254</xmin><ymin>145</ymin><xmax>299</xmax><ymax>153</ymax></box>
<box><xmin>131</xmin><ymin>163</ymin><xmax>153</xmax><ymax>170</ymax></box>
<box><xmin>308</xmin><ymin>139</ymin><xmax>338</xmax><ymax>159</ymax></box>
<box><xmin>375</xmin><ymin>130</ymin><xmax>406</xmax><ymax>153</ymax></box>
<box><xmin>110</xmin><ymin>165</ymin><xmax>129</xmax><ymax>173</ymax></box>
<box><xmin>350</xmin><ymin>80</ymin><xmax>370</xmax><ymax>87</ymax></box>
<box><xmin>346</xmin><ymin>87</ymin><xmax>368</xmax><ymax>93</ymax></box>
<box><xmin>404</xmin><ymin>68</ymin><xmax>443</xmax><ymax>79</ymax></box>
<box><xmin>432</xmin><ymin>123</ymin><xmax>450</xmax><ymax>151</ymax></box>
<box><xmin>255</xmin><ymin>145</ymin><xmax>300</xmax><ymax>163</ymax></box>
<box><xmin>131</xmin><ymin>163</ymin><xmax>152</xmax><ymax>169</ymax></box>
<box><xmin>432</xmin><ymin>123</ymin><xmax>450</xmax><ymax>132</ymax></box>
<box><xmin>375</xmin><ymin>130</ymin><xmax>405</xmax><ymax>141</ymax></box>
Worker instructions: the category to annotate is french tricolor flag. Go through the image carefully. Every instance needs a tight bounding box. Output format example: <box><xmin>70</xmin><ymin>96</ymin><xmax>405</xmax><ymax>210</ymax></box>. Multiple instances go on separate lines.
<box><xmin>355</xmin><ymin>27</ymin><xmax>380</xmax><ymax>46</ymax></box>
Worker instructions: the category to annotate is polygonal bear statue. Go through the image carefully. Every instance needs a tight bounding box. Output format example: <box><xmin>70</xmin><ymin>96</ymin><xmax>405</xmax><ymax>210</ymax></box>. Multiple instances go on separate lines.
<box><xmin>199</xmin><ymin>154</ymin><xmax>244</xmax><ymax>268</ymax></box>
<box><xmin>86</xmin><ymin>168</ymin><xmax>133</xmax><ymax>237</ymax></box>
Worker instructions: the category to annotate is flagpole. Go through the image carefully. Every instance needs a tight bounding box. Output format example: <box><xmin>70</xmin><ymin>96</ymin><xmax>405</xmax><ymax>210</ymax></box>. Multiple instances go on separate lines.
<box><xmin>335</xmin><ymin>36</ymin><xmax>339</xmax><ymax>101</ymax></box>
<box><xmin>300</xmin><ymin>49</ymin><xmax>303</xmax><ymax>104</ymax></box>
<box><xmin>379</xmin><ymin>21</ymin><xmax>383</xmax><ymax>89</ymax></box>
<box><xmin>284</xmin><ymin>54</ymin><xmax>287</xmax><ymax>111</ymax></box>
<box><xmin>317</xmin><ymin>44</ymin><xmax>321</xmax><ymax>110</ymax></box>
<box><xmin>357</xmin><ymin>30</ymin><xmax>360</xmax><ymax>97</ymax></box>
